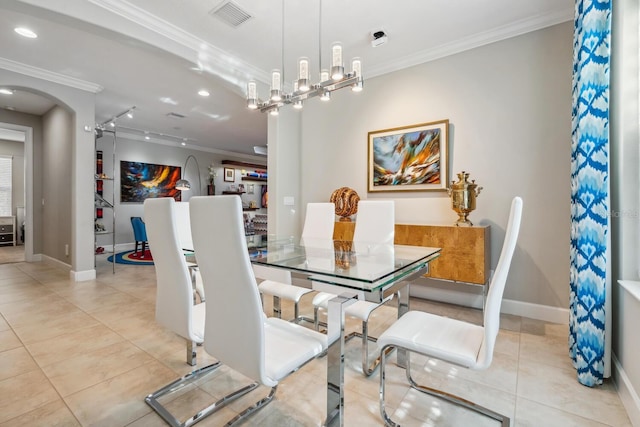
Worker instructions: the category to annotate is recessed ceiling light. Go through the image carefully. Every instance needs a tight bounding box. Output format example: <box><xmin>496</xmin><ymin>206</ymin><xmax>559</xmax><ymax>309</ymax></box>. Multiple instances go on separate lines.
<box><xmin>198</xmin><ymin>90</ymin><xmax>210</xmax><ymax>97</ymax></box>
<box><xmin>126</xmin><ymin>112</ymin><xmax>133</xmax><ymax>119</ymax></box>
<box><xmin>145</xmin><ymin>136</ymin><xmax>150</xmax><ymax>140</ymax></box>
<box><xmin>0</xmin><ymin>89</ymin><xmax>14</xmax><ymax>95</ymax></box>
<box><xmin>181</xmin><ymin>142</ymin><xmax>186</xmax><ymax>146</ymax></box>
<box><xmin>14</xmin><ymin>27</ymin><xmax>38</xmax><ymax>38</ymax></box>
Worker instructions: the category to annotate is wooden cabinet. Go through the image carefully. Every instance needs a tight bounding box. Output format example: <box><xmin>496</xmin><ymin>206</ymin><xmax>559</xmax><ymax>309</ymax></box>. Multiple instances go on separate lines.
<box><xmin>334</xmin><ymin>222</ymin><xmax>490</xmax><ymax>285</ymax></box>
<box><xmin>0</xmin><ymin>216</ymin><xmax>16</xmax><ymax>247</ymax></box>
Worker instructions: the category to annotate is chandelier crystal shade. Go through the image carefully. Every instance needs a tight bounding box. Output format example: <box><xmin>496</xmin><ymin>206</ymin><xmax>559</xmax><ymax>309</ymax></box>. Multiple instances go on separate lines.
<box><xmin>246</xmin><ymin>0</ymin><xmax>363</xmax><ymax>114</ymax></box>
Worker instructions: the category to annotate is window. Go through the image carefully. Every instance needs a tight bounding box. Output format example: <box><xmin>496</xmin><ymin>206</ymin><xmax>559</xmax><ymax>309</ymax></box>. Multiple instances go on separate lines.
<box><xmin>0</xmin><ymin>156</ymin><xmax>12</xmax><ymax>216</ymax></box>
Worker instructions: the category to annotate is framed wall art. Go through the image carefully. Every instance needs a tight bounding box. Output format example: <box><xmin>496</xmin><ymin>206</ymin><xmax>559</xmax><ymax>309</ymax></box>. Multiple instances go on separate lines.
<box><xmin>224</xmin><ymin>167</ymin><xmax>235</xmax><ymax>182</ymax></box>
<box><xmin>120</xmin><ymin>161</ymin><xmax>181</xmax><ymax>202</ymax></box>
<box><xmin>368</xmin><ymin>119</ymin><xmax>449</xmax><ymax>192</ymax></box>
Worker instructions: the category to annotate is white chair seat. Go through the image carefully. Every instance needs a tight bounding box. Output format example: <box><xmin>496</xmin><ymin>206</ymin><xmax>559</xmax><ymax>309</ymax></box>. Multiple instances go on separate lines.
<box><xmin>378</xmin><ymin>311</ymin><xmax>484</xmax><ymax>368</ymax></box>
<box><xmin>314</xmin><ymin>294</ymin><xmax>382</xmax><ymax>322</ymax></box>
<box><xmin>192</xmin><ymin>303</ymin><xmax>206</xmax><ymax>343</ymax></box>
<box><xmin>312</xmin><ymin>291</ymin><xmax>337</xmax><ymax>308</ymax></box>
<box><xmin>345</xmin><ymin>300</ymin><xmax>386</xmax><ymax>321</ymax></box>
<box><xmin>259</xmin><ymin>280</ymin><xmax>313</xmax><ymax>303</ymax></box>
<box><xmin>264</xmin><ymin>318</ymin><xmax>328</xmax><ymax>382</ymax></box>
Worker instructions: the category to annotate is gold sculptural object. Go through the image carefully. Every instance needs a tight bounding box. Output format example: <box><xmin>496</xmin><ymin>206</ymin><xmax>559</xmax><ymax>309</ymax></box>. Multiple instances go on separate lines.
<box><xmin>447</xmin><ymin>171</ymin><xmax>482</xmax><ymax>226</ymax></box>
<box><xmin>330</xmin><ymin>187</ymin><xmax>360</xmax><ymax>222</ymax></box>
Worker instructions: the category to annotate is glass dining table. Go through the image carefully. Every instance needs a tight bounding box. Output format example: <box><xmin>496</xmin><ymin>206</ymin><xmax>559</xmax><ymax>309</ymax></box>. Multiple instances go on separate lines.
<box><xmin>247</xmin><ymin>235</ymin><xmax>441</xmax><ymax>427</ymax></box>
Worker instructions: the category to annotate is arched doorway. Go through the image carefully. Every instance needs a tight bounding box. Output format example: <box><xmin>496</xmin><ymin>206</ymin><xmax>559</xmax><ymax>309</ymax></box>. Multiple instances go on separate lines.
<box><xmin>0</xmin><ymin>122</ymin><xmax>33</xmax><ymax>263</ymax></box>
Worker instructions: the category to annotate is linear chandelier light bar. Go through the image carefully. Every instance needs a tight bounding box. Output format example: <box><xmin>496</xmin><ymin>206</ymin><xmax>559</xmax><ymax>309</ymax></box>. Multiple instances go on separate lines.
<box><xmin>246</xmin><ymin>0</ymin><xmax>363</xmax><ymax>115</ymax></box>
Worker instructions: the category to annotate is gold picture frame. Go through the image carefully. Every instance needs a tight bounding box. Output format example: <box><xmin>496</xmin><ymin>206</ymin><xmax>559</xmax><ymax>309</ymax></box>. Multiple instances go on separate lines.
<box><xmin>368</xmin><ymin>119</ymin><xmax>449</xmax><ymax>192</ymax></box>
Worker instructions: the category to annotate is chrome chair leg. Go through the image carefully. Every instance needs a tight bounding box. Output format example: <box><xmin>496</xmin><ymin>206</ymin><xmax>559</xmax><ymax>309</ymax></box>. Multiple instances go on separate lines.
<box><xmin>146</xmin><ymin>362</ymin><xmax>259</xmax><ymax>427</ymax></box>
<box><xmin>379</xmin><ymin>346</ymin><xmax>396</xmax><ymax>427</ymax></box>
<box><xmin>273</xmin><ymin>296</ymin><xmax>282</xmax><ymax>319</ymax></box>
<box><xmin>379</xmin><ymin>345</ymin><xmax>510</xmax><ymax>427</ymax></box>
<box><xmin>222</xmin><ymin>386</ymin><xmax>278</xmax><ymax>426</ymax></box>
<box><xmin>186</xmin><ymin>340</ymin><xmax>196</xmax><ymax>366</ymax></box>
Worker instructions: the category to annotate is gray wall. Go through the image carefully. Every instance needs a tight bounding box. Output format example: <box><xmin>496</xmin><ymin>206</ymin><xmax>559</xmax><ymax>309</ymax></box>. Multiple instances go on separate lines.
<box><xmin>292</xmin><ymin>22</ymin><xmax>573</xmax><ymax>308</ymax></box>
<box><xmin>42</xmin><ymin>106</ymin><xmax>73</xmax><ymax>262</ymax></box>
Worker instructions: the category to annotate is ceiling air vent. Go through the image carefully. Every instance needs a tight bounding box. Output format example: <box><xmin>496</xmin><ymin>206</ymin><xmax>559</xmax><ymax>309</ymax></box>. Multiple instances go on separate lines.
<box><xmin>166</xmin><ymin>112</ymin><xmax>186</xmax><ymax>119</ymax></box>
<box><xmin>210</xmin><ymin>1</ymin><xmax>252</xmax><ymax>28</ymax></box>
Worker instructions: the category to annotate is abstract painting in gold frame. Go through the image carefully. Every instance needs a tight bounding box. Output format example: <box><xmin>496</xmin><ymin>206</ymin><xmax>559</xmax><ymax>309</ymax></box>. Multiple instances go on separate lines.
<box><xmin>368</xmin><ymin>119</ymin><xmax>449</xmax><ymax>192</ymax></box>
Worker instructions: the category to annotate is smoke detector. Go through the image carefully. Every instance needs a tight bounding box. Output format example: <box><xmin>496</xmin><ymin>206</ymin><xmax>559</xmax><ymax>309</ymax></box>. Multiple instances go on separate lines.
<box><xmin>371</xmin><ymin>30</ymin><xmax>388</xmax><ymax>47</ymax></box>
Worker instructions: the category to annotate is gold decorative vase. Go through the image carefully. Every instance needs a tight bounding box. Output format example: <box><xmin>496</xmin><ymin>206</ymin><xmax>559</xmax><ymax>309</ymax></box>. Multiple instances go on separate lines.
<box><xmin>447</xmin><ymin>171</ymin><xmax>482</xmax><ymax>226</ymax></box>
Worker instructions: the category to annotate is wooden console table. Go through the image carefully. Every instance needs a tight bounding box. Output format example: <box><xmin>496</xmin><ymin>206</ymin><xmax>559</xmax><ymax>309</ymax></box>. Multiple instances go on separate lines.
<box><xmin>333</xmin><ymin>222</ymin><xmax>490</xmax><ymax>285</ymax></box>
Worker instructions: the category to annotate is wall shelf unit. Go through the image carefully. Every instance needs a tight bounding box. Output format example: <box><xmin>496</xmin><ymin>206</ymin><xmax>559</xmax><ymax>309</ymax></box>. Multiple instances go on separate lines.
<box><xmin>95</xmin><ymin>129</ymin><xmax>116</xmax><ymax>274</ymax></box>
<box><xmin>221</xmin><ymin>160</ymin><xmax>268</xmax><ymax>236</ymax></box>
<box><xmin>221</xmin><ymin>160</ymin><xmax>266</xmax><ymax>170</ymax></box>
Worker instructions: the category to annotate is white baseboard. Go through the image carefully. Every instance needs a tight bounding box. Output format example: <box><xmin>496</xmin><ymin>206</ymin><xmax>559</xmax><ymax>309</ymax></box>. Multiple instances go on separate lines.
<box><xmin>41</xmin><ymin>254</ymin><xmax>71</xmax><ymax>272</ymax></box>
<box><xmin>71</xmin><ymin>269</ymin><xmax>96</xmax><ymax>281</ymax></box>
<box><xmin>410</xmin><ymin>280</ymin><xmax>569</xmax><ymax>324</ymax></box>
<box><xmin>40</xmin><ymin>255</ymin><xmax>96</xmax><ymax>282</ymax></box>
<box><xmin>501</xmin><ymin>299</ymin><xmax>569</xmax><ymax>324</ymax></box>
<box><xmin>27</xmin><ymin>253</ymin><xmax>42</xmax><ymax>262</ymax></box>
<box><xmin>613</xmin><ymin>354</ymin><xmax>640</xmax><ymax>427</ymax></box>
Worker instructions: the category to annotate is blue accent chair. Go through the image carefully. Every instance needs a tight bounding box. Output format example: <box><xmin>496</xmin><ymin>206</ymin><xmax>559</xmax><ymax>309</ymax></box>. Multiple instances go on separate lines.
<box><xmin>131</xmin><ymin>216</ymin><xmax>148</xmax><ymax>257</ymax></box>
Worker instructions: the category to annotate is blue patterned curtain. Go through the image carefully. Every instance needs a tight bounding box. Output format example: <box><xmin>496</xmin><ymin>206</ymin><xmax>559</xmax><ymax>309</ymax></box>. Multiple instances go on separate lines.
<box><xmin>569</xmin><ymin>0</ymin><xmax>611</xmax><ymax>387</ymax></box>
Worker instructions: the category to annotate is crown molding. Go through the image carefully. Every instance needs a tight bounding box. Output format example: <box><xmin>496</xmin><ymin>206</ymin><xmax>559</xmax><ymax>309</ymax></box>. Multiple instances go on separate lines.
<box><xmin>0</xmin><ymin>57</ymin><xmax>103</xmax><ymax>93</ymax></box>
<box><xmin>367</xmin><ymin>9</ymin><xmax>574</xmax><ymax>79</ymax></box>
<box><xmin>88</xmin><ymin>0</ymin><xmax>572</xmax><ymax>88</ymax></box>
<box><xmin>88</xmin><ymin>0</ymin><xmax>270</xmax><ymax>87</ymax></box>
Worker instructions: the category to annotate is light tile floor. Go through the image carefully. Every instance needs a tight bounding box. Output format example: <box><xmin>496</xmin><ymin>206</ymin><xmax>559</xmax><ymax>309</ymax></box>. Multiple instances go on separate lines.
<box><xmin>0</xmin><ymin>258</ymin><xmax>632</xmax><ymax>426</ymax></box>
<box><xmin>0</xmin><ymin>245</ymin><xmax>25</xmax><ymax>264</ymax></box>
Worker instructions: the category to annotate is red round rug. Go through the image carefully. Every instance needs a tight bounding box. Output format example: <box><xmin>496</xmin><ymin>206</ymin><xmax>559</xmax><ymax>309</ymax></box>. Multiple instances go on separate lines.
<box><xmin>108</xmin><ymin>249</ymin><xmax>154</xmax><ymax>265</ymax></box>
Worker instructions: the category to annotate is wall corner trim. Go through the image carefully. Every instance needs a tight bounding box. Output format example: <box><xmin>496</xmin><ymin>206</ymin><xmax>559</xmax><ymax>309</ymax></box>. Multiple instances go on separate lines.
<box><xmin>613</xmin><ymin>354</ymin><xmax>640</xmax><ymax>427</ymax></box>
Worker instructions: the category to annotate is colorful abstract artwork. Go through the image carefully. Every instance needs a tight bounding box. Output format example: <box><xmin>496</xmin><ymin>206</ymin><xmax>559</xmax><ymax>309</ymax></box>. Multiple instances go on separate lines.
<box><xmin>368</xmin><ymin>120</ymin><xmax>449</xmax><ymax>192</ymax></box>
<box><xmin>120</xmin><ymin>161</ymin><xmax>182</xmax><ymax>203</ymax></box>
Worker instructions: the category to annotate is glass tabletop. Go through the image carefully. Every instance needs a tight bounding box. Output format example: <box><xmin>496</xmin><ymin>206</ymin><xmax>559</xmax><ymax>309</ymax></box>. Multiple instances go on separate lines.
<box><xmin>248</xmin><ymin>236</ymin><xmax>441</xmax><ymax>293</ymax></box>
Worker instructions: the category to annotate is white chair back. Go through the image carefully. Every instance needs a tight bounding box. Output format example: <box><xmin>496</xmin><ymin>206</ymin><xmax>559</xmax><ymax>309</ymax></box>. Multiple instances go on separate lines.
<box><xmin>477</xmin><ymin>196</ymin><xmax>523</xmax><ymax>369</ymax></box>
<box><xmin>143</xmin><ymin>198</ymin><xmax>196</xmax><ymax>341</ymax></box>
<box><xmin>353</xmin><ymin>200</ymin><xmax>395</xmax><ymax>245</ymax></box>
<box><xmin>301</xmin><ymin>202</ymin><xmax>335</xmax><ymax>240</ymax></box>
<box><xmin>190</xmin><ymin>195</ymin><xmax>270</xmax><ymax>386</ymax></box>
<box><xmin>174</xmin><ymin>202</ymin><xmax>194</xmax><ymax>251</ymax></box>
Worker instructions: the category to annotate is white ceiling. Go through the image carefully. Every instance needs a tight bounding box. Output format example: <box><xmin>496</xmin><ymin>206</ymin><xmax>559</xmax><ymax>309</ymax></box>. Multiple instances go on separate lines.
<box><xmin>0</xmin><ymin>0</ymin><xmax>573</xmax><ymax>157</ymax></box>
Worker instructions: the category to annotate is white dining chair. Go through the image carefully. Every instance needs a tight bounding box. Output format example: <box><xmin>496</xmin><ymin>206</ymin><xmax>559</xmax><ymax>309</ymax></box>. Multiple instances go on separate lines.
<box><xmin>143</xmin><ymin>198</ymin><xmax>256</xmax><ymax>427</ymax></box>
<box><xmin>312</xmin><ymin>199</ymin><xmax>397</xmax><ymax>376</ymax></box>
<box><xmin>256</xmin><ymin>202</ymin><xmax>335</xmax><ymax>322</ymax></box>
<box><xmin>190</xmin><ymin>195</ymin><xmax>328</xmax><ymax>426</ymax></box>
<box><xmin>377</xmin><ymin>196</ymin><xmax>522</xmax><ymax>427</ymax></box>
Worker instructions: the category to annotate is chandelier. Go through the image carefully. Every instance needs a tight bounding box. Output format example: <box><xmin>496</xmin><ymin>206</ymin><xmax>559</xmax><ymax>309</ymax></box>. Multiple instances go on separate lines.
<box><xmin>246</xmin><ymin>0</ymin><xmax>363</xmax><ymax>115</ymax></box>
